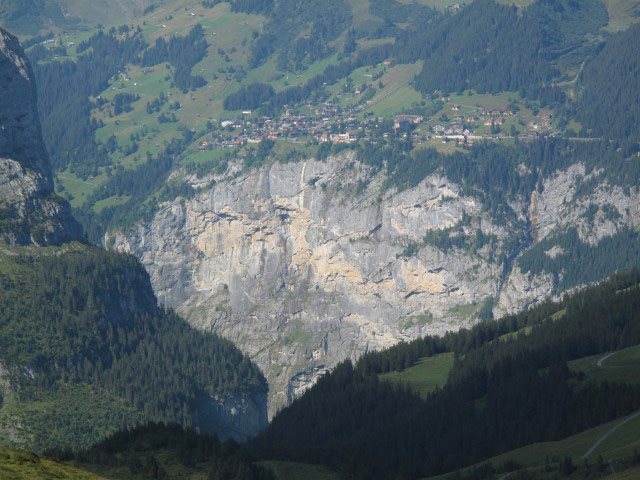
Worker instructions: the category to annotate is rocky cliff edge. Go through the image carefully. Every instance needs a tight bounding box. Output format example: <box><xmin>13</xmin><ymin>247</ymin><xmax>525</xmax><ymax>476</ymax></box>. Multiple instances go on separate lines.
<box><xmin>0</xmin><ymin>27</ymin><xmax>81</xmax><ymax>246</ymax></box>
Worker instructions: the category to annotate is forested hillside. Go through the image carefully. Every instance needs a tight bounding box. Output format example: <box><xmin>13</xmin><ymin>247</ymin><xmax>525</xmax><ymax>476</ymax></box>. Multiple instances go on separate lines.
<box><xmin>9</xmin><ymin>0</ymin><xmax>640</xmax><ymax>420</ymax></box>
<box><xmin>412</xmin><ymin>0</ymin><xmax>607</xmax><ymax>103</ymax></box>
<box><xmin>574</xmin><ymin>22</ymin><xmax>640</xmax><ymax>147</ymax></box>
<box><xmin>0</xmin><ymin>244</ymin><xmax>267</xmax><ymax>451</ymax></box>
<box><xmin>0</xmin><ymin>0</ymin><xmax>67</xmax><ymax>35</ymax></box>
<box><xmin>0</xmin><ymin>21</ymin><xmax>269</xmax><ymax>454</ymax></box>
<box><xmin>0</xmin><ymin>423</ymin><xmax>275</xmax><ymax>479</ymax></box>
<box><xmin>53</xmin><ymin>422</ymin><xmax>275</xmax><ymax>480</ymax></box>
<box><xmin>252</xmin><ymin>269</ymin><xmax>640</xmax><ymax>479</ymax></box>
<box><xmin>0</xmin><ymin>0</ymin><xmax>158</xmax><ymax>34</ymax></box>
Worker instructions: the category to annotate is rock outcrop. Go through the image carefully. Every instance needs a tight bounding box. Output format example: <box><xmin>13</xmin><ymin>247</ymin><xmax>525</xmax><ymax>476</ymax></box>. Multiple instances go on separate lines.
<box><xmin>0</xmin><ymin>29</ymin><xmax>265</xmax><ymax>446</ymax></box>
<box><xmin>0</xmin><ymin>27</ymin><xmax>81</xmax><ymax>246</ymax></box>
<box><xmin>110</xmin><ymin>154</ymin><xmax>495</xmax><ymax>415</ymax></box>
<box><xmin>113</xmin><ymin>152</ymin><xmax>640</xmax><ymax>416</ymax></box>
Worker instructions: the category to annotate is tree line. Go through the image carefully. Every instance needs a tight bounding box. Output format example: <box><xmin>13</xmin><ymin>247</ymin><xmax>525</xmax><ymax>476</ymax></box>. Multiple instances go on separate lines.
<box><xmin>252</xmin><ymin>268</ymin><xmax>640</xmax><ymax>479</ymax></box>
<box><xmin>0</xmin><ymin>246</ymin><xmax>267</xmax><ymax>450</ymax></box>
<box><xmin>47</xmin><ymin>422</ymin><xmax>275</xmax><ymax>480</ymax></box>
<box><xmin>30</xmin><ymin>25</ymin><xmax>208</xmax><ymax>179</ymax></box>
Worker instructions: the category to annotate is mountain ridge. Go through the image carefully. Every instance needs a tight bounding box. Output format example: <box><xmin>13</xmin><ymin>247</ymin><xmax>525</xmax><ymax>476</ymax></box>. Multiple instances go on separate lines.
<box><xmin>0</xmin><ymin>29</ymin><xmax>268</xmax><ymax>450</ymax></box>
<box><xmin>0</xmin><ymin>26</ymin><xmax>82</xmax><ymax>246</ymax></box>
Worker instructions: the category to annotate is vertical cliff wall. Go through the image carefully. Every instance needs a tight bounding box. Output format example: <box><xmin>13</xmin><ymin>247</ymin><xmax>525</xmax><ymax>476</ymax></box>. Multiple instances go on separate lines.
<box><xmin>0</xmin><ymin>27</ymin><xmax>81</xmax><ymax>246</ymax></box>
<box><xmin>113</xmin><ymin>152</ymin><xmax>640</xmax><ymax>416</ymax></box>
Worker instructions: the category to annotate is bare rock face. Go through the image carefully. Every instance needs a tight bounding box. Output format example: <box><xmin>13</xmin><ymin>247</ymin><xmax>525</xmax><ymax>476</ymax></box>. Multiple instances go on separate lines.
<box><xmin>112</xmin><ymin>152</ymin><xmax>640</xmax><ymax>417</ymax></box>
<box><xmin>0</xmin><ymin>27</ymin><xmax>81</xmax><ymax>245</ymax></box>
<box><xmin>112</xmin><ymin>154</ymin><xmax>505</xmax><ymax>416</ymax></box>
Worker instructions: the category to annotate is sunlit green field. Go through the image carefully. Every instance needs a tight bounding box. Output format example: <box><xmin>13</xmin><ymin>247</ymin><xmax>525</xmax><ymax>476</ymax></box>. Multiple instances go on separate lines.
<box><xmin>379</xmin><ymin>352</ymin><xmax>455</xmax><ymax>398</ymax></box>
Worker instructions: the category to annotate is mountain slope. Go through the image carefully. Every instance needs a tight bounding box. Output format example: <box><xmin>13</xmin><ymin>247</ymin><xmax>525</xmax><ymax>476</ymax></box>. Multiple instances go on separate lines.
<box><xmin>0</xmin><ymin>27</ymin><xmax>81</xmax><ymax>246</ymax></box>
<box><xmin>0</xmin><ymin>445</ymin><xmax>106</xmax><ymax>480</ymax></box>
<box><xmin>0</xmin><ymin>244</ymin><xmax>268</xmax><ymax>451</ymax></box>
<box><xmin>56</xmin><ymin>423</ymin><xmax>275</xmax><ymax>480</ymax></box>
<box><xmin>251</xmin><ymin>269</ymin><xmax>640</xmax><ymax>479</ymax></box>
<box><xmin>13</xmin><ymin>0</ymin><xmax>640</xmax><ymax>415</ymax></box>
<box><xmin>0</xmin><ymin>1</ymin><xmax>66</xmax><ymax>35</ymax></box>
<box><xmin>0</xmin><ymin>27</ymin><xmax>268</xmax><ymax>451</ymax></box>
<box><xmin>0</xmin><ymin>0</ymin><xmax>157</xmax><ymax>35</ymax></box>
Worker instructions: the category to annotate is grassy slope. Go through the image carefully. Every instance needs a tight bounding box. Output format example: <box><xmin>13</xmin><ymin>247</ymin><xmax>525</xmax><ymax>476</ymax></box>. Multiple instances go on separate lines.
<box><xmin>424</xmin><ymin>413</ymin><xmax>640</xmax><ymax>479</ymax></box>
<box><xmin>379</xmin><ymin>352</ymin><xmax>454</xmax><ymax>398</ymax></box>
<box><xmin>37</xmin><ymin>0</ymin><xmax>636</xmax><ymax>214</ymax></box>
<box><xmin>601</xmin><ymin>465</ymin><xmax>640</xmax><ymax>479</ymax></box>
<box><xmin>44</xmin><ymin>0</ymin><xmax>584</xmax><ymax>212</ymax></box>
<box><xmin>601</xmin><ymin>0</ymin><xmax>640</xmax><ymax>32</ymax></box>
<box><xmin>422</xmin><ymin>343</ymin><xmax>640</xmax><ymax>480</ymax></box>
<box><xmin>261</xmin><ymin>461</ymin><xmax>341</xmax><ymax>480</ymax></box>
<box><xmin>569</xmin><ymin>344</ymin><xmax>640</xmax><ymax>385</ymax></box>
<box><xmin>77</xmin><ymin>449</ymin><xmax>211</xmax><ymax>480</ymax></box>
<box><xmin>0</xmin><ymin>382</ymin><xmax>142</xmax><ymax>453</ymax></box>
<box><xmin>0</xmin><ymin>446</ymin><xmax>106</xmax><ymax>480</ymax></box>
<box><xmin>79</xmin><ymin>452</ymin><xmax>342</xmax><ymax>480</ymax></box>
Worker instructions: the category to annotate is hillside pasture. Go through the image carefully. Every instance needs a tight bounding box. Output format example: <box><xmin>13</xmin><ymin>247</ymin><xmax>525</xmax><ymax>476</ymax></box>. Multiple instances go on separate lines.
<box><xmin>379</xmin><ymin>352</ymin><xmax>454</xmax><ymax>398</ymax></box>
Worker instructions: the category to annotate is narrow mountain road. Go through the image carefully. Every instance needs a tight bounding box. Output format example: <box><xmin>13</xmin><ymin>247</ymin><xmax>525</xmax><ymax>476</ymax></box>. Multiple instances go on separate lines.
<box><xmin>583</xmin><ymin>410</ymin><xmax>640</xmax><ymax>458</ymax></box>
<box><xmin>597</xmin><ymin>352</ymin><xmax>617</xmax><ymax>368</ymax></box>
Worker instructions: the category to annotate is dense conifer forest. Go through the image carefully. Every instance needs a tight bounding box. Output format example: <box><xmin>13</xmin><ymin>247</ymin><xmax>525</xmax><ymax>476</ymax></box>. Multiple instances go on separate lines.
<box><xmin>574</xmin><ymin>23</ymin><xmax>640</xmax><ymax>147</ymax></box>
<box><xmin>253</xmin><ymin>269</ymin><xmax>640</xmax><ymax>479</ymax></box>
<box><xmin>0</xmin><ymin>245</ymin><xmax>266</xmax><ymax>450</ymax></box>
<box><xmin>413</xmin><ymin>0</ymin><xmax>607</xmax><ymax>102</ymax></box>
<box><xmin>48</xmin><ymin>423</ymin><xmax>274</xmax><ymax>480</ymax></box>
<box><xmin>30</xmin><ymin>25</ymin><xmax>207</xmax><ymax>179</ymax></box>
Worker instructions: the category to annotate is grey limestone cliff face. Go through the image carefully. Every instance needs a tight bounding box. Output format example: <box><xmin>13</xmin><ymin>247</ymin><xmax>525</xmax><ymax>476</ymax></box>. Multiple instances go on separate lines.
<box><xmin>113</xmin><ymin>153</ymin><xmax>640</xmax><ymax>417</ymax></box>
<box><xmin>497</xmin><ymin>163</ymin><xmax>640</xmax><ymax>315</ymax></box>
<box><xmin>0</xmin><ymin>27</ymin><xmax>81</xmax><ymax>246</ymax></box>
<box><xmin>112</xmin><ymin>153</ymin><xmax>500</xmax><ymax>415</ymax></box>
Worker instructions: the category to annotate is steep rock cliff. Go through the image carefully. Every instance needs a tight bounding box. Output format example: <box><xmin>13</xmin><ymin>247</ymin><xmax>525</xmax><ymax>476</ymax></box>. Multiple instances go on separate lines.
<box><xmin>113</xmin><ymin>151</ymin><xmax>640</xmax><ymax>416</ymax></box>
<box><xmin>0</xmin><ymin>29</ymin><xmax>266</xmax><ymax>447</ymax></box>
<box><xmin>0</xmin><ymin>27</ymin><xmax>81</xmax><ymax>246</ymax></box>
